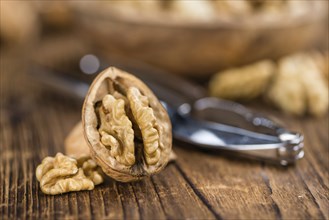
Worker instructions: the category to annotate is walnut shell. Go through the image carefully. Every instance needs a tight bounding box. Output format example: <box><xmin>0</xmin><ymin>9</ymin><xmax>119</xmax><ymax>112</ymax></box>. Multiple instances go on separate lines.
<box><xmin>82</xmin><ymin>67</ymin><xmax>172</xmax><ymax>182</ymax></box>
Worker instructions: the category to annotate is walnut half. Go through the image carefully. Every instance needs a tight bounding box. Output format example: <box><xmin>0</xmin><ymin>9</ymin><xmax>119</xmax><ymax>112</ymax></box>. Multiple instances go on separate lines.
<box><xmin>83</xmin><ymin>67</ymin><xmax>172</xmax><ymax>182</ymax></box>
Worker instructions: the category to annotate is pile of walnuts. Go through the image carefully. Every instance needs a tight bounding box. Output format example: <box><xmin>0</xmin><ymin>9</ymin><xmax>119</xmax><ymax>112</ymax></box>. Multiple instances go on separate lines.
<box><xmin>209</xmin><ymin>51</ymin><xmax>328</xmax><ymax>117</ymax></box>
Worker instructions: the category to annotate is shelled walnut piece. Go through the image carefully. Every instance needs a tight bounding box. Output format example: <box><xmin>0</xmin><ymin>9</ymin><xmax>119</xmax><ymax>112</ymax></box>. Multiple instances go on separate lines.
<box><xmin>267</xmin><ymin>53</ymin><xmax>328</xmax><ymax>116</ymax></box>
<box><xmin>209</xmin><ymin>60</ymin><xmax>275</xmax><ymax>100</ymax></box>
<box><xmin>310</xmin><ymin>51</ymin><xmax>328</xmax><ymax>83</ymax></box>
<box><xmin>36</xmin><ymin>153</ymin><xmax>104</xmax><ymax>195</ymax></box>
<box><xmin>208</xmin><ymin>52</ymin><xmax>328</xmax><ymax>117</ymax></box>
<box><xmin>82</xmin><ymin>67</ymin><xmax>172</xmax><ymax>182</ymax></box>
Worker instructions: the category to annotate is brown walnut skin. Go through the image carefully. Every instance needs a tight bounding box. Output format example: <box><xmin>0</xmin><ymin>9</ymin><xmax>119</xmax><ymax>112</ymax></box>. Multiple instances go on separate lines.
<box><xmin>82</xmin><ymin>67</ymin><xmax>172</xmax><ymax>182</ymax></box>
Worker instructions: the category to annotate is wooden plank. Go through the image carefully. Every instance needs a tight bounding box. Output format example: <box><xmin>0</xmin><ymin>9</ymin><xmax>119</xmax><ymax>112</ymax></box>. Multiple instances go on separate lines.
<box><xmin>304</xmin><ymin>118</ymin><xmax>329</xmax><ymax>177</ymax></box>
<box><xmin>250</xmin><ymin>107</ymin><xmax>328</xmax><ymax>219</ymax></box>
<box><xmin>261</xmin><ymin>115</ymin><xmax>327</xmax><ymax>219</ymax></box>
<box><xmin>116</xmin><ymin>182</ymin><xmax>140</xmax><ymax>220</ymax></box>
<box><xmin>89</xmin><ymin>188</ymin><xmax>106</xmax><ymax>219</ymax></box>
<box><xmin>175</xmin><ymin>147</ymin><xmax>279</xmax><ymax>219</ymax></box>
<box><xmin>151</xmin><ymin>164</ymin><xmax>215</xmax><ymax>219</ymax></box>
<box><xmin>17</xmin><ymin>122</ymin><xmax>33</xmax><ymax>220</ymax></box>
<box><xmin>0</xmin><ymin>114</ymin><xmax>11</xmax><ymax>219</ymax></box>
<box><xmin>2</xmin><ymin>118</ymin><xmax>18</xmax><ymax>219</ymax></box>
<box><xmin>130</xmin><ymin>178</ymin><xmax>166</xmax><ymax>219</ymax></box>
<box><xmin>263</xmin><ymin>164</ymin><xmax>324</xmax><ymax>219</ymax></box>
<box><xmin>98</xmin><ymin>181</ymin><xmax>124</xmax><ymax>219</ymax></box>
<box><xmin>295</xmin><ymin>118</ymin><xmax>329</xmax><ymax>219</ymax></box>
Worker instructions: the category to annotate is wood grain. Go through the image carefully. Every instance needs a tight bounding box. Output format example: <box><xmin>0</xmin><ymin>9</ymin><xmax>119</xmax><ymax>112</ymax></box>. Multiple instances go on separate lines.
<box><xmin>0</xmin><ymin>50</ymin><xmax>328</xmax><ymax>219</ymax></box>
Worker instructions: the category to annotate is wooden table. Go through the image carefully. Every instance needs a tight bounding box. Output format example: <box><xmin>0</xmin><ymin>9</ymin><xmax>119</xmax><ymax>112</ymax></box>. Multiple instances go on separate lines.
<box><xmin>1</xmin><ymin>50</ymin><xmax>328</xmax><ymax>219</ymax></box>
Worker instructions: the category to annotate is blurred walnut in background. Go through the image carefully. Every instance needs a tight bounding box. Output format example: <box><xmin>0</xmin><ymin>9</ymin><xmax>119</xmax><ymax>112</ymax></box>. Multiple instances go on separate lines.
<box><xmin>267</xmin><ymin>52</ymin><xmax>328</xmax><ymax>117</ymax></box>
<box><xmin>209</xmin><ymin>60</ymin><xmax>275</xmax><ymax>101</ymax></box>
<box><xmin>209</xmin><ymin>51</ymin><xmax>329</xmax><ymax>117</ymax></box>
<box><xmin>0</xmin><ymin>1</ymin><xmax>39</xmax><ymax>45</ymax></box>
<box><xmin>0</xmin><ymin>1</ymin><xmax>73</xmax><ymax>47</ymax></box>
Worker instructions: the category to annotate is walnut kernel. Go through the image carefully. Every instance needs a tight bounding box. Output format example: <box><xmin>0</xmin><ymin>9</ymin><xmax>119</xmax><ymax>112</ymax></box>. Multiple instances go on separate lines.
<box><xmin>266</xmin><ymin>53</ymin><xmax>328</xmax><ymax>117</ymax></box>
<box><xmin>36</xmin><ymin>153</ymin><xmax>104</xmax><ymax>195</ymax></box>
<box><xmin>209</xmin><ymin>60</ymin><xmax>275</xmax><ymax>100</ymax></box>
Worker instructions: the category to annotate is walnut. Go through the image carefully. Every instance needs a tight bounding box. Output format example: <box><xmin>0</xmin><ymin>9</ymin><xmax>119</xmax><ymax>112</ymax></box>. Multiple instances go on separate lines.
<box><xmin>310</xmin><ymin>51</ymin><xmax>328</xmax><ymax>83</ymax></box>
<box><xmin>266</xmin><ymin>53</ymin><xmax>328</xmax><ymax>117</ymax></box>
<box><xmin>209</xmin><ymin>60</ymin><xmax>275</xmax><ymax>100</ymax></box>
<box><xmin>208</xmin><ymin>52</ymin><xmax>328</xmax><ymax>117</ymax></box>
<box><xmin>77</xmin><ymin>157</ymin><xmax>104</xmax><ymax>185</ymax></box>
<box><xmin>266</xmin><ymin>57</ymin><xmax>306</xmax><ymax>116</ymax></box>
<box><xmin>36</xmin><ymin>153</ymin><xmax>104</xmax><ymax>195</ymax></box>
<box><xmin>81</xmin><ymin>67</ymin><xmax>172</xmax><ymax>182</ymax></box>
<box><xmin>0</xmin><ymin>1</ymin><xmax>39</xmax><ymax>45</ymax></box>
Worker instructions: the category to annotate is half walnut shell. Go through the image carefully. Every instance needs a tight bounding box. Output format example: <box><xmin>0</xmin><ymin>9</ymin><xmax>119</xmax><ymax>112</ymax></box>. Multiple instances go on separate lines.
<box><xmin>82</xmin><ymin>67</ymin><xmax>172</xmax><ymax>182</ymax></box>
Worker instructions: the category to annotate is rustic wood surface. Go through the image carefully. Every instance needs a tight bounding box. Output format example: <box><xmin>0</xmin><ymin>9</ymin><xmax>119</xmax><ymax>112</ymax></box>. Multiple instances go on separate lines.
<box><xmin>1</xmin><ymin>50</ymin><xmax>328</xmax><ymax>220</ymax></box>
